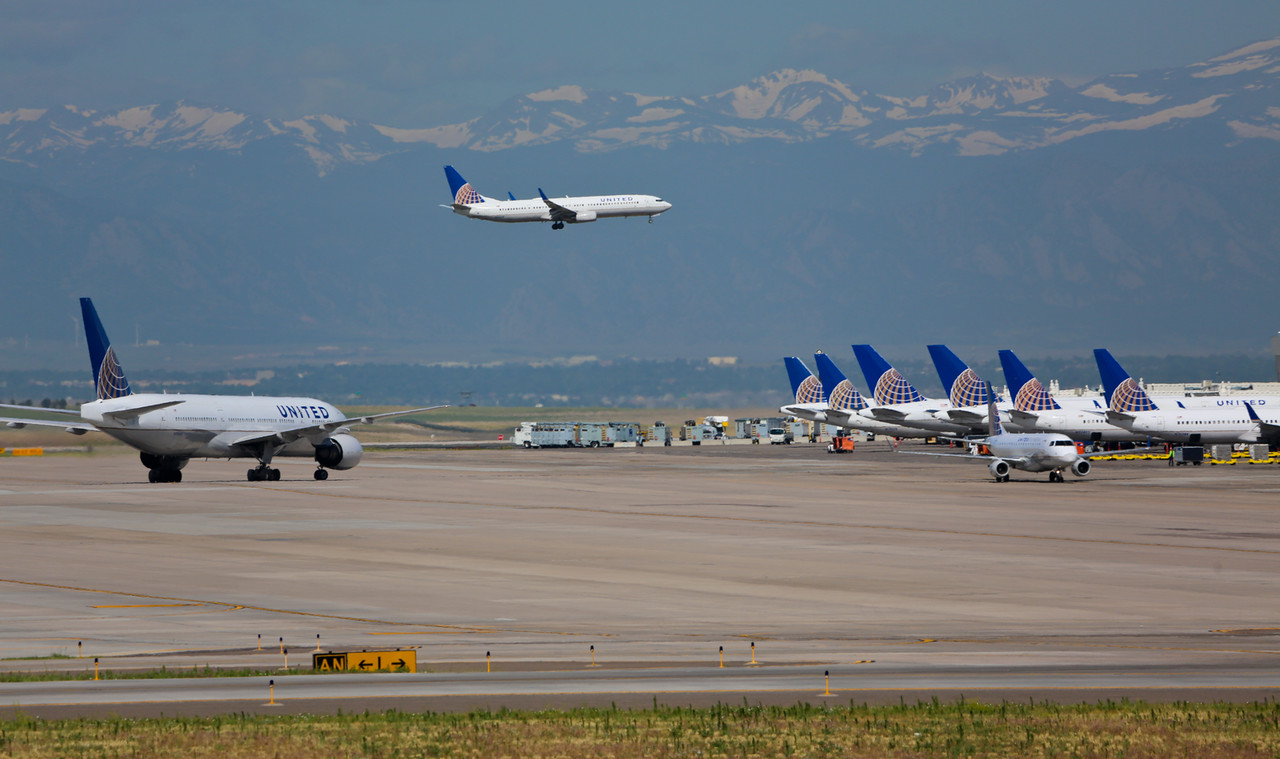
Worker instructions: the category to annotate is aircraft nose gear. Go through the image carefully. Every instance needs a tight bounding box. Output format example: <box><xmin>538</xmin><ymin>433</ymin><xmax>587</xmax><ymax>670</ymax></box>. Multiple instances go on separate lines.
<box><xmin>314</xmin><ymin>468</ymin><xmax>329</xmax><ymax>481</ymax></box>
<box><xmin>1049</xmin><ymin>471</ymin><xmax>1064</xmax><ymax>483</ymax></box>
<box><xmin>648</xmin><ymin>216</ymin><xmax>654</xmax><ymax>223</ymax></box>
<box><xmin>248</xmin><ymin>466</ymin><xmax>281</xmax><ymax>482</ymax></box>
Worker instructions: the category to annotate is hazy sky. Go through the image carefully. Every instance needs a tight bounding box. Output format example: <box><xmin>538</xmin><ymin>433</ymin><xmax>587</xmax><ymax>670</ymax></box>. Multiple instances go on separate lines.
<box><xmin>3</xmin><ymin>1</ymin><xmax>1278</xmax><ymax>126</ymax></box>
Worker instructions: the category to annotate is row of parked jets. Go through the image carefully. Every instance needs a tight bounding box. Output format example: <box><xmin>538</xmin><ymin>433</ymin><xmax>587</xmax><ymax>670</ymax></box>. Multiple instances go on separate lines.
<box><xmin>781</xmin><ymin>345</ymin><xmax>1280</xmax><ymax>482</ymax></box>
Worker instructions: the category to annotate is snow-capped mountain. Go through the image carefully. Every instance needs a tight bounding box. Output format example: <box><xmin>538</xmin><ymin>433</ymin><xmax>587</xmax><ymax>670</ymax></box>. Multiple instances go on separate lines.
<box><xmin>2</xmin><ymin>38</ymin><xmax>1278</xmax><ymax>173</ymax></box>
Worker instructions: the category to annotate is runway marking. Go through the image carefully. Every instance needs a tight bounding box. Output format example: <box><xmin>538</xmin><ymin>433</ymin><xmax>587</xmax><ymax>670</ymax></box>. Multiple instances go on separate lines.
<box><xmin>253</xmin><ymin>488</ymin><xmax>1280</xmax><ymax>557</ymax></box>
<box><xmin>91</xmin><ymin>604</ymin><xmax>205</xmax><ymax>608</ymax></box>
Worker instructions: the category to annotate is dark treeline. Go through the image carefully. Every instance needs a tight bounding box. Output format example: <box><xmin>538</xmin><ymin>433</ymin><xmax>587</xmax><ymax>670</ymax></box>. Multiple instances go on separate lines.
<box><xmin>2</xmin><ymin>354</ymin><xmax>1274</xmax><ymax>409</ymax></box>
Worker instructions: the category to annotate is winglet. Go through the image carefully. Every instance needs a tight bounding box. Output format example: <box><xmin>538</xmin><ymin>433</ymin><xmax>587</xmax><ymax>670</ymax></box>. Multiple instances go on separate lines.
<box><xmin>80</xmin><ymin>298</ymin><xmax>131</xmax><ymax>400</ymax></box>
<box><xmin>852</xmin><ymin>345</ymin><xmax>924</xmax><ymax>406</ymax></box>
<box><xmin>1094</xmin><ymin>349</ymin><xmax>1157</xmax><ymax>413</ymax></box>
<box><xmin>1244</xmin><ymin>401</ymin><xmax>1262</xmax><ymax>422</ymax></box>
<box><xmin>444</xmin><ymin>165</ymin><xmax>483</xmax><ymax>205</ymax></box>
<box><xmin>999</xmin><ymin>349</ymin><xmax>1060</xmax><ymax>412</ymax></box>
<box><xmin>784</xmin><ymin>357</ymin><xmax>824</xmax><ymax>404</ymax></box>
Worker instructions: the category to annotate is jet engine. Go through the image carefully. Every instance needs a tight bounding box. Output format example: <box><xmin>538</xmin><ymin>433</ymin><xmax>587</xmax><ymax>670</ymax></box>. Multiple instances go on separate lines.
<box><xmin>314</xmin><ymin>433</ymin><xmax>364</xmax><ymax>470</ymax></box>
<box><xmin>1071</xmin><ymin>459</ymin><xmax>1091</xmax><ymax>477</ymax></box>
<box><xmin>139</xmin><ymin>452</ymin><xmax>188</xmax><ymax>471</ymax></box>
<box><xmin>571</xmin><ymin>211</ymin><xmax>597</xmax><ymax>222</ymax></box>
<box><xmin>988</xmin><ymin>459</ymin><xmax>1011</xmax><ymax>479</ymax></box>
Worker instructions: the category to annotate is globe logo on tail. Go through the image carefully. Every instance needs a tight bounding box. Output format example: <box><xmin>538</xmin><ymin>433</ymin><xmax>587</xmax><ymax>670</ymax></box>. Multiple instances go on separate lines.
<box><xmin>795</xmin><ymin>375</ymin><xmax>824</xmax><ymax>404</ymax></box>
<box><xmin>454</xmin><ymin>183</ymin><xmax>483</xmax><ymax>205</ymax></box>
<box><xmin>96</xmin><ymin>346</ymin><xmax>131</xmax><ymax>399</ymax></box>
<box><xmin>827</xmin><ymin>380</ymin><xmax>868</xmax><ymax>411</ymax></box>
<box><xmin>1112</xmin><ymin>378</ymin><xmax>1157</xmax><ymax>412</ymax></box>
<box><xmin>949</xmin><ymin>369</ymin><xmax>990</xmax><ymax>407</ymax></box>
<box><xmin>874</xmin><ymin>370</ymin><xmax>923</xmax><ymax>405</ymax></box>
<box><xmin>1013</xmin><ymin>379</ymin><xmax>1058</xmax><ymax>412</ymax></box>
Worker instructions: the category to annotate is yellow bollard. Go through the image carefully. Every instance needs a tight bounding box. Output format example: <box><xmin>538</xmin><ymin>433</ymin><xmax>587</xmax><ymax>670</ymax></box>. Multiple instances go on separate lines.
<box><xmin>78</xmin><ymin>641</ymin><xmax>82</xmax><ymax>659</ymax></box>
<box><xmin>257</xmin><ymin>633</ymin><xmax>262</xmax><ymax>651</ymax></box>
<box><xmin>823</xmin><ymin>670</ymin><xmax>832</xmax><ymax>696</ymax></box>
<box><xmin>268</xmin><ymin>678</ymin><xmax>276</xmax><ymax>705</ymax></box>
<box><xmin>589</xmin><ymin>644</ymin><xmax>598</xmax><ymax>667</ymax></box>
<box><xmin>279</xmin><ymin>637</ymin><xmax>284</xmax><ymax>654</ymax></box>
<box><xmin>750</xmin><ymin>641</ymin><xmax>757</xmax><ymax>666</ymax></box>
<box><xmin>93</xmin><ymin>658</ymin><xmax>99</xmax><ymax>681</ymax></box>
<box><xmin>719</xmin><ymin>646</ymin><xmax>724</xmax><ymax>668</ymax></box>
<box><xmin>486</xmin><ymin>651</ymin><xmax>491</xmax><ymax>673</ymax></box>
<box><xmin>283</xmin><ymin>648</ymin><xmax>288</xmax><ymax>670</ymax></box>
<box><xmin>315</xmin><ymin>634</ymin><xmax>321</xmax><ymax>652</ymax></box>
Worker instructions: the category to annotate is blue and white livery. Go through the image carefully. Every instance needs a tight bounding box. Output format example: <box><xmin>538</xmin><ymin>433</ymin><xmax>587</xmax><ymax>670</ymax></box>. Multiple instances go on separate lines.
<box><xmin>443</xmin><ymin>166</ymin><xmax>671</xmax><ymax>230</ymax></box>
<box><xmin>0</xmin><ymin>299</ymin><xmax>446</xmax><ymax>483</ymax></box>
<box><xmin>850</xmin><ymin>345</ymin><xmax>969</xmax><ymax>435</ymax></box>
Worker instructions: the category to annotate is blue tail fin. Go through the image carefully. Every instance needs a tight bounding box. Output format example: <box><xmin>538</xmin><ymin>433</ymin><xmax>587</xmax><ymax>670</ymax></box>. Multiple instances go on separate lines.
<box><xmin>998</xmin><ymin>350</ymin><xmax>1060</xmax><ymax>412</ymax></box>
<box><xmin>927</xmin><ymin>344</ymin><xmax>998</xmax><ymax>407</ymax></box>
<box><xmin>784</xmin><ymin>357</ymin><xmax>824</xmax><ymax>404</ymax></box>
<box><xmin>507</xmin><ymin>191</ymin><xmax>517</xmax><ymax>200</ymax></box>
<box><xmin>444</xmin><ymin>165</ymin><xmax>484</xmax><ymax>205</ymax></box>
<box><xmin>814</xmin><ymin>352</ymin><xmax>868</xmax><ymax>411</ymax></box>
<box><xmin>852</xmin><ymin>345</ymin><xmax>924</xmax><ymax>406</ymax></box>
<box><xmin>80</xmin><ymin>298</ymin><xmax>131</xmax><ymax>400</ymax></box>
<box><xmin>1094</xmin><ymin>349</ymin><xmax>1157</xmax><ymax>412</ymax></box>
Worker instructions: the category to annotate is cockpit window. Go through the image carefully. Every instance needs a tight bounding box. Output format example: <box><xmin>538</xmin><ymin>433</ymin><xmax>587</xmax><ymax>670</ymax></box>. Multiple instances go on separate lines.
<box><xmin>1050</xmin><ymin>440</ymin><xmax>1076</xmax><ymax>446</ymax></box>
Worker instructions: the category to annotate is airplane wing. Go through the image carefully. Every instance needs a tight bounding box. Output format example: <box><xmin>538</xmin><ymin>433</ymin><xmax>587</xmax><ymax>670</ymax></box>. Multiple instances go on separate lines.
<box><xmin>537</xmin><ymin>189</ymin><xmax>578</xmax><ymax>222</ymax></box>
<box><xmin>1</xmin><ymin>416</ymin><xmax>96</xmax><ymax>435</ymax></box>
<box><xmin>228</xmin><ymin>405</ymin><xmax>449</xmax><ymax>448</ymax></box>
<box><xmin>897</xmin><ymin>450</ymin><xmax>1032</xmax><ymax>466</ymax></box>
<box><xmin>1009</xmin><ymin>409</ymin><xmax>1040</xmax><ymax>424</ymax></box>
<box><xmin>0</xmin><ymin>403</ymin><xmax>80</xmax><ymax>415</ymax></box>
<box><xmin>863</xmin><ymin>407</ymin><xmax>908</xmax><ymax>421</ymax></box>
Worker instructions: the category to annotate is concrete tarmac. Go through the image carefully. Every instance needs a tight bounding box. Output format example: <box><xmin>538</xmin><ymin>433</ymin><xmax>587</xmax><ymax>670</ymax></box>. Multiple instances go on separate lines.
<box><xmin>0</xmin><ymin>441</ymin><xmax>1277</xmax><ymax>716</ymax></box>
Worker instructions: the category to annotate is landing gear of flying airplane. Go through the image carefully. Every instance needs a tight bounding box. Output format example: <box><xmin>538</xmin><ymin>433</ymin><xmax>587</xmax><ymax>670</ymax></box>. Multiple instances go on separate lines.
<box><xmin>648</xmin><ymin>216</ymin><xmax>654</xmax><ymax>223</ymax></box>
<box><xmin>147</xmin><ymin>469</ymin><xmax>182</xmax><ymax>483</ymax></box>
<box><xmin>247</xmin><ymin>466</ymin><xmax>281</xmax><ymax>482</ymax></box>
<box><xmin>551</xmin><ymin>221</ymin><xmax>564</xmax><ymax>230</ymax></box>
<box><xmin>314</xmin><ymin>468</ymin><xmax>329</xmax><ymax>481</ymax></box>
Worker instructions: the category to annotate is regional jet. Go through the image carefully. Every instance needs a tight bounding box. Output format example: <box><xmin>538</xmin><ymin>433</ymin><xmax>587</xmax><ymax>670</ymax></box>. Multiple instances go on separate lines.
<box><xmin>0</xmin><ymin>299</ymin><xmax>445</xmax><ymax>483</ymax></box>
<box><xmin>900</xmin><ymin>401</ymin><xmax>1125</xmax><ymax>483</ymax></box>
<box><xmin>442</xmin><ymin>166</ymin><xmax>671</xmax><ymax>229</ymax></box>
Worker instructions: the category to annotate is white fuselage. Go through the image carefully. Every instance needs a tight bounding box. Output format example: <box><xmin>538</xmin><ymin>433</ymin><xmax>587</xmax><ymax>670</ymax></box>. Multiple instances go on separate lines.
<box><xmin>859</xmin><ymin>399</ymin><xmax>972</xmax><ymax>435</ymax></box>
<box><xmin>456</xmin><ymin>194</ymin><xmax>671</xmax><ymax>223</ymax></box>
<box><xmin>1115</xmin><ymin>404</ymin><xmax>1280</xmax><ymax>444</ymax></box>
<box><xmin>987</xmin><ymin>432</ymin><xmax>1083</xmax><ymax>473</ymax></box>
<box><xmin>780</xmin><ymin>402</ymin><xmax>931</xmax><ymax>439</ymax></box>
<box><xmin>81</xmin><ymin>393</ymin><xmax>347</xmax><ymax>459</ymax></box>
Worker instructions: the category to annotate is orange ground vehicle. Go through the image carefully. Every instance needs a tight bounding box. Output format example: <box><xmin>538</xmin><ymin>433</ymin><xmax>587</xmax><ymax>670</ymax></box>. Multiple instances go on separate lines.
<box><xmin>827</xmin><ymin>435</ymin><xmax>856</xmax><ymax>453</ymax></box>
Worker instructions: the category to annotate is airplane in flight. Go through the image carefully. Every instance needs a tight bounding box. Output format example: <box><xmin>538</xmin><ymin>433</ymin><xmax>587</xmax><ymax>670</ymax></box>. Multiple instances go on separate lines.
<box><xmin>998</xmin><ymin>349</ymin><xmax>1141</xmax><ymax>442</ymax></box>
<box><xmin>779</xmin><ymin>353</ymin><xmax>932</xmax><ymax>439</ymax></box>
<box><xmin>1095</xmin><ymin>349</ymin><xmax>1280</xmax><ymax>445</ymax></box>
<box><xmin>901</xmin><ymin>400</ymin><xmax>1122</xmax><ymax>483</ymax></box>
<box><xmin>0</xmin><ymin>299</ymin><xmax>445</xmax><ymax>483</ymax></box>
<box><xmin>442</xmin><ymin>166</ymin><xmax>671</xmax><ymax>230</ymax></box>
<box><xmin>850</xmin><ymin>345</ymin><xmax>970</xmax><ymax>435</ymax></box>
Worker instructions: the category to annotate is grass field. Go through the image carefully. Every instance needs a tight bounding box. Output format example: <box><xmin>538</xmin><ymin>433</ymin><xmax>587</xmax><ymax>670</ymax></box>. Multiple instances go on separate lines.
<box><xmin>1</xmin><ymin>700</ymin><xmax>1277</xmax><ymax>757</ymax></box>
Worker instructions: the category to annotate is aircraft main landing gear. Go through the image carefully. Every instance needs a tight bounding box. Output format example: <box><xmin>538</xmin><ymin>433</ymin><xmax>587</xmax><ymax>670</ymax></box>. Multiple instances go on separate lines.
<box><xmin>551</xmin><ymin>221</ymin><xmax>564</xmax><ymax>230</ymax></box>
<box><xmin>147</xmin><ymin>469</ymin><xmax>182</xmax><ymax>483</ymax></box>
<box><xmin>248</xmin><ymin>466</ymin><xmax>281</xmax><ymax>482</ymax></box>
<box><xmin>314</xmin><ymin>468</ymin><xmax>329</xmax><ymax>481</ymax></box>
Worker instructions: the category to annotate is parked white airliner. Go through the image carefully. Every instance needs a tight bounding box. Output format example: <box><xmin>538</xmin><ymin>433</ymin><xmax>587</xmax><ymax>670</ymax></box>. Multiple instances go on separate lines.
<box><xmin>442</xmin><ymin>166</ymin><xmax>671</xmax><ymax>230</ymax></box>
<box><xmin>779</xmin><ymin>353</ymin><xmax>934</xmax><ymax>439</ymax></box>
<box><xmin>0</xmin><ymin>299</ymin><xmax>445</xmax><ymax>483</ymax></box>
<box><xmin>999</xmin><ymin>349</ymin><xmax>1143</xmax><ymax>442</ymax></box>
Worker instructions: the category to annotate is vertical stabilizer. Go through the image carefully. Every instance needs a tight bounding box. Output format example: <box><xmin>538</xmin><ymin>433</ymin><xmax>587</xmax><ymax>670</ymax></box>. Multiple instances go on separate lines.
<box><xmin>852</xmin><ymin>345</ymin><xmax>924</xmax><ymax>406</ymax></box>
<box><xmin>998</xmin><ymin>350</ymin><xmax>1060</xmax><ymax>412</ymax></box>
<box><xmin>1094</xmin><ymin>349</ymin><xmax>1157</xmax><ymax>412</ymax></box>
<box><xmin>444</xmin><ymin>165</ymin><xmax>484</xmax><ymax>205</ymax></box>
<box><xmin>987</xmin><ymin>399</ymin><xmax>1003</xmax><ymax>436</ymax></box>
<box><xmin>783</xmin><ymin>357</ymin><xmax>824</xmax><ymax>404</ymax></box>
<box><xmin>80</xmin><ymin>298</ymin><xmax>131</xmax><ymax>400</ymax></box>
<box><xmin>814</xmin><ymin>352</ymin><xmax>868</xmax><ymax>411</ymax></box>
<box><xmin>927</xmin><ymin>344</ymin><xmax>998</xmax><ymax>407</ymax></box>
